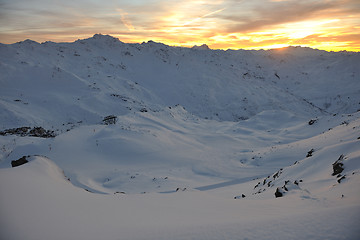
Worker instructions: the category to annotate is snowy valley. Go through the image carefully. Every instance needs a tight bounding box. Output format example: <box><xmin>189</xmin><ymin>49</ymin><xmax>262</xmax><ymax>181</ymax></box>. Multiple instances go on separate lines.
<box><xmin>1</xmin><ymin>34</ymin><xmax>360</xmax><ymax>239</ymax></box>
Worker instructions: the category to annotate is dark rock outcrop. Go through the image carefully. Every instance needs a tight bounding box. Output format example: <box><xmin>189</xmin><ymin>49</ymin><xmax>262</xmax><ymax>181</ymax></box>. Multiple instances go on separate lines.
<box><xmin>275</xmin><ymin>188</ymin><xmax>283</xmax><ymax>198</ymax></box>
<box><xmin>11</xmin><ymin>156</ymin><xmax>29</xmax><ymax>167</ymax></box>
<box><xmin>306</xmin><ymin>149</ymin><xmax>314</xmax><ymax>157</ymax></box>
<box><xmin>332</xmin><ymin>154</ymin><xmax>344</xmax><ymax>176</ymax></box>
<box><xmin>29</xmin><ymin>127</ymin><xmax>55</xmax><ymax>138</ymax></box>
<box><xmin>103</xmin><ymin>115</ymin><xmax>117</xmax><ymax>125</ymax></box>
<box><xmin>308</xmin><ymin>119</ymin><xmax>317</xmax><ymax>125</ymax></box>
<box><xmin>0</xmin><ymin>127</ymin><xmax>31</xmax><ymax>136</ymax></box>
<box><xmin>0</xmin><ymin>126</ymin><xmax>55</xmax><ymax>138</ymax></box>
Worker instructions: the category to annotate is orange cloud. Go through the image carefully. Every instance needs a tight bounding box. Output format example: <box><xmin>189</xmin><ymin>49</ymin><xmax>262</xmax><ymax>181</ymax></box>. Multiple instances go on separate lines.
<box><xmin>0</xmin><ymin>0</ymin><xmax>359</xmax><ymax>52</ymax></box>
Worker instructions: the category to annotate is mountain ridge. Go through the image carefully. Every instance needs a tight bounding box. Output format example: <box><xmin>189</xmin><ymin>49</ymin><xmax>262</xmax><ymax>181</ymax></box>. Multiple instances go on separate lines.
<box><xmin>1</xmin><ymin>34</ymin><xmax>359</xmax><ymax>130</ymax></box>
<box><xmin>5</xmin><ymin>33</ymin><xmax>359</xmax><ymax>53</ymax></box>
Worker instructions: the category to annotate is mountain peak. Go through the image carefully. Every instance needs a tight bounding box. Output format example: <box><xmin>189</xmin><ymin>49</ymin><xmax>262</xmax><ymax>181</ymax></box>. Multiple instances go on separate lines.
<box><xmin>141</xmin><ymin>40</ymin><xmax>168</xmax><ymax>48</ymax></box>
<box><xmin>92</xmin><ymin>33</ymin><xmax>118</xmax><ymax>40</ymax></box>
<box><xmin>78</xmin><ymin>34</ymin><xmax>123</xmax><ymax>45</ymax></box>
<box><xmin>16</xmin><ymin>39</ymin><xmax>40</xmax><ymax>45</ymax></box>
<box><xmin>192</xmin><ymin>44</ymin><xmax>210</xmax><ymax>50</ymax></box>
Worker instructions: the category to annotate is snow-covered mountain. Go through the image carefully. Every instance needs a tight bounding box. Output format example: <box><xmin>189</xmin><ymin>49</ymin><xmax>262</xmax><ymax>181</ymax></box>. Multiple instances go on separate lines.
<box><xmin>0</xmin><ymin>34</ymin><xmax>359</xmax><ymax>240</ymax></box>
<box><xmin>1</xmin><ymin>34</ymin><xmax>359</xmax><ymax>128</ymax></box>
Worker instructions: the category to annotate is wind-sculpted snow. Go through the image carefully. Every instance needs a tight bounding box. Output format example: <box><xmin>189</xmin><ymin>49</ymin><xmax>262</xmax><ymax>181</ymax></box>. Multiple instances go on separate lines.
<box><xmin>0</xmin><ymin>34</ymin><xmax>360</xmax><ymax>240</ymax></box>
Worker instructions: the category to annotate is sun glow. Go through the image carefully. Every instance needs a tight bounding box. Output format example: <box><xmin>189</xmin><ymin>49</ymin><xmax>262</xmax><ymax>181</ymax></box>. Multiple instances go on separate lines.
<box><xmin>284</xmin><ymin>19</ymin><xmax>341</xmax><ymax>39</ymax></box>
<box><xmin>0</xmin><ymin>0</ymin><xmax>359</xmax><ymax>51</ymax></box>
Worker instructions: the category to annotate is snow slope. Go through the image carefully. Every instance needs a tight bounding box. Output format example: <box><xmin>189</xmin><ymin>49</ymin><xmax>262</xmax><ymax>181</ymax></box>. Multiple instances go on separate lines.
<box><xmin>0</xmin><ymin>34</ymin><xmax>360</xmax><ymax>239</ymax></box>
<box><xmin>1</xmin><ymin>34</ymin><xmax>359</xmax><ymax>128</ymax></box>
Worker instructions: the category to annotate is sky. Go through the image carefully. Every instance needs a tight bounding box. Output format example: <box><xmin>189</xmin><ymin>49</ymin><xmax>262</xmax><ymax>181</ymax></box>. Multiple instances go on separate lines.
<box><xmin>0</xmin><ymin>0</ymin><xmax>359</xmax><ymax>51</ymax></box>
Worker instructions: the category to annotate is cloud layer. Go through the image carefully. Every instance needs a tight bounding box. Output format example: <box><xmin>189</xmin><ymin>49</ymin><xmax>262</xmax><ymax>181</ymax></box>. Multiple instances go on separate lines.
<box><xmin>0</xmin><ymin>0</ymin><xmax>359</xmax><ymax>51</ymax></box>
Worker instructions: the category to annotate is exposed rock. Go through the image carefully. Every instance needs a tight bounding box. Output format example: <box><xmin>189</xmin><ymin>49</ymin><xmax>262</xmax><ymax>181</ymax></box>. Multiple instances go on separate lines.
<box><xmin>272</xmin><ymin>169</ymin><xmax>282</xmax><ymax>179</ymax></box>
<box><xmin>0</xmin><ymin>126</ymin><xmax>55</xmax><ymax>138</ymax></box>
<box><xmin>0</xmin><ymin>127</ymin><xmax>31</xmax><ymax>136</ymax></box>
<box><xmin>29</xmin><ymin>127</ymin><xmax>55</xmax><ymax>138</ymax></box>
<box><xmin>308</xmin><ymin>119</ymin><xmax>317</xmax><ymax>125</ymax></box>
<box><xmin>332</xmin><ymin>154</ymin><xmax>344</xmax><ymax>176</ymax></box>
<box><xmin>114</xmin><ymin>191</ymin><xmax>126</xmax><ymax>194</ymax></box>
<box><xmin>234</xmin><ymin>194</ymin><xmax>246</xmax><ymax>199</ymax></box>
<box><xmin>337</xmin><ymin>175</ymin><xmax>346</xmax><ymax>183</ymax></box>
<box><xmin>275</xmin><ymin>188</ymin><xmax>283</xmax><ymax>198</ymax></box>
<box><xmin>11</xmin><ymin>156</ymin><xmax>29</xmax><ymax>167</ymax></box>
<box><xmin>274</xmin><ymin>180</ymin><xmax>302</xmax><ymax>198</ymax></box>
<box><xmin>103</xmin><ymin>115</ymin><xmax>117</xmax><ymax>125</ymax></box>
<box><xmin>306</xmin><ymin>149</ymin><xmax>314</xmax><ymax>157</ymax></box>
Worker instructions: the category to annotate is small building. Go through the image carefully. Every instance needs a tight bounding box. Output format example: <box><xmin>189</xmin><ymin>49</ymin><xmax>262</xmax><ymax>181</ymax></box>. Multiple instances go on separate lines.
<box><xmin>103</xmin><ymin>115</ymin><xmax>117</xmax><ymax>125</ymax></box>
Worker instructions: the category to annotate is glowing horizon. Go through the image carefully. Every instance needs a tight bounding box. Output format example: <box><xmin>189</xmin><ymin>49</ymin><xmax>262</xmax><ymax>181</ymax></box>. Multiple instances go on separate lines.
<box><xmin>0</xmin><ymin>0</ymin><xmax>359</xmax><ymax>52</ymax></box>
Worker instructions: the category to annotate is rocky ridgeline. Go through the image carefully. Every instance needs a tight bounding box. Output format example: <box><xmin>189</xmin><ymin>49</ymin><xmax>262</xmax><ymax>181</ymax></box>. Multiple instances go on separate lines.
<box><xmin>235</xmin><ymin>151</ymin><xmax>351</xmax><ymax>199</ymax></box>
<box><xmin>0</xmin><ymin>127</ymin><xmax>56</xmax><ymax>138</ymax></box>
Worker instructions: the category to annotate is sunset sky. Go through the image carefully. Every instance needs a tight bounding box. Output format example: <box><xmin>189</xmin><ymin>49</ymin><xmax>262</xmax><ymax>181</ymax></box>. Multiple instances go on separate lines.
<box><xmin>0</xmin><ymin>0</ymin><xmax>359</xmax><ymax>51</ymax></box>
